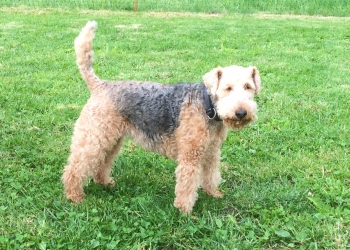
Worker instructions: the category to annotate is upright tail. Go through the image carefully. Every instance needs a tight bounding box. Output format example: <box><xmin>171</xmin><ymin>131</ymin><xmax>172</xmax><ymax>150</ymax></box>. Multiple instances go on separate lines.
<box><xmin>74</xmin><ymin>21</ymin><xmax>100</xmax><ymax>92</ymax></box>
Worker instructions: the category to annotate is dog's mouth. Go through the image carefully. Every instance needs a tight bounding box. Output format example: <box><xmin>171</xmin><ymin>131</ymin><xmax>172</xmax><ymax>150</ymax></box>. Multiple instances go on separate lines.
<box><xmin>222</xmin><ymin>109</ymin><xmax>257</xmax><ymax>130</ymax></box>
<box><xmin>223</xmin><ymin>118</ymin><xmax>252</xmax><ymax>130</ymax></box>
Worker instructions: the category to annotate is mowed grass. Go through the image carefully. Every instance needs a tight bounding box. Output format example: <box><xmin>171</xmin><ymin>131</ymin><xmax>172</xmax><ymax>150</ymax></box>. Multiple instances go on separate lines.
<box><xmin>1</xmin><ymin>7</ymin><xmax>350</xmax><ymax>249</ymax></box>
<box><xmin>1</xmin><ymin>0</ymin><xmax>350</xmax><ymax>16</ymax></box>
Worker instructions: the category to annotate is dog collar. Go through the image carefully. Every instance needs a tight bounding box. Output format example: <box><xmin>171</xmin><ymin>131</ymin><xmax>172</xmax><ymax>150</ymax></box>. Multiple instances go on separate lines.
<box><xmin>203</xmin><ymin>89</ymin><xmax>222</xmax><ymax>121</ymax></box>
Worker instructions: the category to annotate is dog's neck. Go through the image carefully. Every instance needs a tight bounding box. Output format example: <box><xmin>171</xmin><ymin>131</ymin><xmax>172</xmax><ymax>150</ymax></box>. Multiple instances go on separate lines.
<box><xmin>203</xmin><ymin>89</ymin><xmax>222</xmax><ymax>121</ymax></box>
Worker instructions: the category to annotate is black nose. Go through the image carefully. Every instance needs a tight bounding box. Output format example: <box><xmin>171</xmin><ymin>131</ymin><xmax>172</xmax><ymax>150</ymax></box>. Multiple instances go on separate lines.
<box><xmin>235</xmin><ymin>109</ymin><xmax>247</xmax><ymax>119</ymax></box>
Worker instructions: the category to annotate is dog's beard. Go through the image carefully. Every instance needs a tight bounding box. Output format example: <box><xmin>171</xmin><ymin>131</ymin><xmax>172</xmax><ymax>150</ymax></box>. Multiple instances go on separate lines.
<box><xmin>223</xmin><ymin>119</ymin><xmax>250</xmax><ymax>130</ymax></box>
<box><xmin>223</xmin><ymin>115</ymin><xmax>257</xmax><ymax>131</ymax></box>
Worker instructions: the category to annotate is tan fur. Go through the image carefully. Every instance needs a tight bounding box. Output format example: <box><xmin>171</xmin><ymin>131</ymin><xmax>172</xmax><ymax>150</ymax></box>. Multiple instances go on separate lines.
<box><xmin>62</xmin><ymin>21</ymin><xmax>261</xmax><ymax>214</ymax></box>
<box><xmin>204</xmin><ymin>65</ymin><xmax>261</xmax><ymax>130</ymax></box>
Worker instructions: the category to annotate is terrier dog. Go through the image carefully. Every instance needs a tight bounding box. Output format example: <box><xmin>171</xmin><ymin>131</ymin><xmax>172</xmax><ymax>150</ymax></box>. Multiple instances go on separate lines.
<box><xmin>62</xmin><ymin>21</ymin><xmax>261</xmax><ymax>214</ymax></box>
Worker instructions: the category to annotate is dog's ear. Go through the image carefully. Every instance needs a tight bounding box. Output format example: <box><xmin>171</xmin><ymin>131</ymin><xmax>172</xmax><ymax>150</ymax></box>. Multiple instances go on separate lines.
<box><xmin>250</xmin><ymin>66</ymin><xmax>261</xmax><ymax>94</ymax></box>
<box><xmin>203</xmin><ymin>67</ymin><xmax>223</xmax><ymax>96</ymax></box>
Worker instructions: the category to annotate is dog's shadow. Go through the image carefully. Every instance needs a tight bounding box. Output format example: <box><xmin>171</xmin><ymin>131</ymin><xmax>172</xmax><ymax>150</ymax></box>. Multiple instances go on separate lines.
<box><xmin>84</xmin><ymin>152</ymin><xmax>175</xmax><ymax>201</ymax></box>
<box><xmin>84</xmin><ymin>150</ymin><xmax>229</xmax><ymax>213</ymax></box>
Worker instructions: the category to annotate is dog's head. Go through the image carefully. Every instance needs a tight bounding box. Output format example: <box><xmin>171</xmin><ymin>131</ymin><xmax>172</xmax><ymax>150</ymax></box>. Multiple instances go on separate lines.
<box><xmin>203</xmin><ymin>65</ymin><xmax>261</xmax><ymax>130</ymax></box>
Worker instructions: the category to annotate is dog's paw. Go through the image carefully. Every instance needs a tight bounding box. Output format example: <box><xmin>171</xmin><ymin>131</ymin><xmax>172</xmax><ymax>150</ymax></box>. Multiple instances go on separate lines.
<box><xmin>174</xmin><ymin>200</ymin><xmax>193</xmax><ymax>215</ymax></box>
<box><xmin>204</xmin><ymin>189</ymin><xmax>224</xmax><ymax>198</ymax></box>
<box><xmin>67</xmin><ymin>193</ymin><xmax>84</xmax><ymax>203</ymax></box>
<box><xmin>94</xmin><ymin>177</ymin><xmax>115</xmax><ymax>187</ymax></box>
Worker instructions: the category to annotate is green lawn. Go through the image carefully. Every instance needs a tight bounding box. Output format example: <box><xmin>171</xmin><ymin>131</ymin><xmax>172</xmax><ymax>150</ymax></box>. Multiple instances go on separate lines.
<box><xmin>0</xmin><ymin>6</ymin><xmax>350</xmax><ymax>249</ymax></box>
<box><xmin>1</xmin><ymin>0</ymin><xmax>350</xmax><ymax>16</ymax></box>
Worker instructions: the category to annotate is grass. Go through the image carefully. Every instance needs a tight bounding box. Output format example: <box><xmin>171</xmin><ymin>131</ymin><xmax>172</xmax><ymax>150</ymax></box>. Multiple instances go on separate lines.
<box><xmin>1</xmin><ymin>6</ymin><xmax>350</xmax><ymax>249</ymax></box>
<box><xmin>1</xmin><ymin>0</ymin><xmax>350</xmax><ymax>16</ymax></box>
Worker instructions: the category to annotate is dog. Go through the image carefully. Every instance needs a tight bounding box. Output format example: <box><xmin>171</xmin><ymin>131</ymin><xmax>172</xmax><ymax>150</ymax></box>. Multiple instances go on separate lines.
<box><xmin>62</xmin><ymin>21</ymin><xmax>261</xmax><ymax>214</ymax></box>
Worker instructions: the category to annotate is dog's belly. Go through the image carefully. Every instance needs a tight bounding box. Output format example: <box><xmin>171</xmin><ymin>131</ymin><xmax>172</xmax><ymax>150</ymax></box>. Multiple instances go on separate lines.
<box><xmin>130</xmin><ymin>129</ymin><xmax>178</xmax><ymax>160</ymax></box>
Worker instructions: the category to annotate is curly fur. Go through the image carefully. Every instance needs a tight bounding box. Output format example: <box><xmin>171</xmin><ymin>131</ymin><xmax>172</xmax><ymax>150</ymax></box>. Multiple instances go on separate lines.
<box><xmin>62</xmin><ymin>21</ymin><xmax>261</xmax><ymax>214</ymax></box>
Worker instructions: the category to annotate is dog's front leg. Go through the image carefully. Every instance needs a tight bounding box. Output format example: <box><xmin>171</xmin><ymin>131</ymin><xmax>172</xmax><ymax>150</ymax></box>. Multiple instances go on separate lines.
<box><xmin>174</xmin><ymin>160</ymin><xmax>202</xmax><ymax>214</ymax></box>
<box><xmin>173</xmin><ymin>106</ymin><xmax>209</xmax><ymax>214</ymax></box>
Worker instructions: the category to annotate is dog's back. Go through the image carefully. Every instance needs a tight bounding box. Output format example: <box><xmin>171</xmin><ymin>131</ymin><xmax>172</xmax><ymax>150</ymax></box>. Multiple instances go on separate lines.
<box><xmin>105</xmin><ymin>81</ymin><xmax>206</xmax><ymax>139</ymax></box>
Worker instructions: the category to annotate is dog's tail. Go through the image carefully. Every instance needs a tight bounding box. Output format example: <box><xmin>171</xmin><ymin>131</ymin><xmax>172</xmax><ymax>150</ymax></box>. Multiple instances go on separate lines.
<box><xmin>74</xmin><ymin>21</ymin><xmax>100</xmax><ymax>92</ymax></box>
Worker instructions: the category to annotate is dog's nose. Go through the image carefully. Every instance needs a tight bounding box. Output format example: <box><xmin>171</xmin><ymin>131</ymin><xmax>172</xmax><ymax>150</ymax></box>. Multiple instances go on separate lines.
<box><xmin>235</xmin><ymin>109</ymin><xmax>247</xmax><ymax>119</ymax></box>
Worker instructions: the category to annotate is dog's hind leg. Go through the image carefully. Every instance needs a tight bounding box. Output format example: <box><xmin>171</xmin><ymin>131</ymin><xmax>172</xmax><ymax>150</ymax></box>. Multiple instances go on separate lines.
<box><xmin>92</xmin><ymin>137</ymin><xmax>124</xmax><ymax>187</ymax></box>
<box><xmin>62</xmin><ymin>98</ymin><xmax>125</xmax><ymax>203</ymax></box>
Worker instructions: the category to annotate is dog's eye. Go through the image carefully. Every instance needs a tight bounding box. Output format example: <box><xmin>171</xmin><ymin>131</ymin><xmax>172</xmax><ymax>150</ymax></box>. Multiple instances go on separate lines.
<box><xmin>226</xmin><ymin>87</ymin><xmax>232</xmax><ymax>91</ymax></box>
<box><xmin>244</xmin><ymin>84</ymin><xmax>252</xmax><ymax>90</ymax></box>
